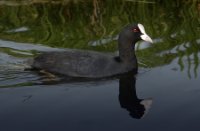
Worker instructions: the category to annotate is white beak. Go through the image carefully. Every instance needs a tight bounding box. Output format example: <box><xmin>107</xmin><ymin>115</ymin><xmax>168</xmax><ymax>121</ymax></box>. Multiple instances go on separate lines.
<box><xmin>140</xmin><ymin>34</ymin><xmax>153</xmax><ymax>43</ymax></box>
<box><xmin>138</xmin><ymin>23</ymin><xmax>153</xmax><ymax>43</ymax></box>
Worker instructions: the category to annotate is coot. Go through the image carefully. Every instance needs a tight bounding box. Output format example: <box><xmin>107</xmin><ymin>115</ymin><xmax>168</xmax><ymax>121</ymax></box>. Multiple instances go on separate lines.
<box><xmin>31</xmin><ymin>23</ymin><xmax>153</xmax><ymax>78</ymax></box>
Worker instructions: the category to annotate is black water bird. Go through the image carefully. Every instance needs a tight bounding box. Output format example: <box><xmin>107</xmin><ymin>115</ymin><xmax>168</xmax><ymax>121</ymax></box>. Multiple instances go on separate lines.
<box><xmin>31</xmin><ymin>23</ymin><xmax>153</xmax><ymax>78</ymax></box>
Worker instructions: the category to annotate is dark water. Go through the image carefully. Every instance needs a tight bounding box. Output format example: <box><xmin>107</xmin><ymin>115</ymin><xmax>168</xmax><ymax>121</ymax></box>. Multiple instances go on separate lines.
<box><xmin>0</xmin><ymin>0</ymin><xmax>200</xmax><ymax>131</ymax></box>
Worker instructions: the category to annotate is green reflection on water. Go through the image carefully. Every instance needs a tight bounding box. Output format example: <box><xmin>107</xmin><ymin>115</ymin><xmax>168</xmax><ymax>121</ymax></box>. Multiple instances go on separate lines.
<box><xmin>0</xmin><ymin>0</ymin><xmax>199</xmax><ymax>77</ymax></box>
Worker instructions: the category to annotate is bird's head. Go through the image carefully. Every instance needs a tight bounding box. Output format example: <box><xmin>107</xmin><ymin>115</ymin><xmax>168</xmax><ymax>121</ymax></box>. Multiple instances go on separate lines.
<box><xmin>119</xmin><ymin>23</ymin><xmax>153</xmax><ymax>44</ymax></box>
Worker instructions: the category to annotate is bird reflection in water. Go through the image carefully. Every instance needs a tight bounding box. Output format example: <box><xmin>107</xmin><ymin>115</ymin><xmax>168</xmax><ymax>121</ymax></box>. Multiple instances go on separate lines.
<box><xmin>32</xmin><ymin>69</ymin><xmax>153</xmax><ymax>119</ymax></box>
<box><xmin>118</xmin><ymin>70</ymin><xmax>153</xmax><ymax>119</ymax></box>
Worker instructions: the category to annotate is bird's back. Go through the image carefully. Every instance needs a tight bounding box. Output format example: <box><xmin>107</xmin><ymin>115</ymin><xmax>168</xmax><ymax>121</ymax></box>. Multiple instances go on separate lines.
<box><xmin>32</xmin><ymin>49</ymin><xmax>131</xmax><ymax>78</ymax></box>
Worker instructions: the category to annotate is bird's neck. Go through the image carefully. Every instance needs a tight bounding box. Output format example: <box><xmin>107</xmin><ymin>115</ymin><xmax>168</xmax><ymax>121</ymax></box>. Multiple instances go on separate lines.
<box><xmin>118</xmin><ymin>40</ymin><xmax>137</xmax><ymax>65</ymax></box>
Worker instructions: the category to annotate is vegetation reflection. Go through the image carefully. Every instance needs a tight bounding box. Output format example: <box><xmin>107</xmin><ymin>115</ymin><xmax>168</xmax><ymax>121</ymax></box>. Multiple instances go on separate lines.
<box><xmin>0</xmin><ymin>0</ymin><xmax>199</xmax><ymax>77</ymax></box>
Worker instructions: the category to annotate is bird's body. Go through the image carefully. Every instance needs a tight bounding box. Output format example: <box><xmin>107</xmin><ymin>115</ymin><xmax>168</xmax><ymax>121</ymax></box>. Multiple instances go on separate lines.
<box><xmin>32</xmin><ymin>50</ymin><xmax>134</xmax><ymax>78</ymax></box>
<box><xmin>31</xmin><ymin>23</ymin><xmax>153</xmax><ymax>78</ymax></box>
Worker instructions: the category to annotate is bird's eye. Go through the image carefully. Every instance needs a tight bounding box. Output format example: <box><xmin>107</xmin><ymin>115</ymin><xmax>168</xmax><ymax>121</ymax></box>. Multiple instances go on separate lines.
<box><xmin>132</xmin><ymin>28</ymin><xmax>140</xmax><ymax>32</ymax></box>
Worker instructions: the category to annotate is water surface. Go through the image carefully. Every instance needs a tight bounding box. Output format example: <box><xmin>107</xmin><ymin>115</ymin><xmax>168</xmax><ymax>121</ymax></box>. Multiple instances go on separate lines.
<box><xmin>0</xmin><ymin>0</ymin><xmax>200</xmax><ymax>131</ymax></box>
